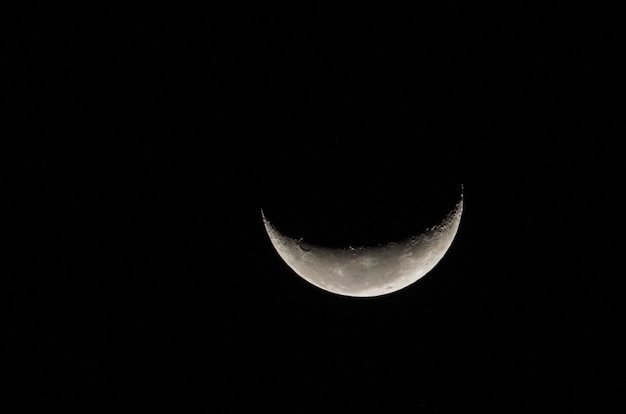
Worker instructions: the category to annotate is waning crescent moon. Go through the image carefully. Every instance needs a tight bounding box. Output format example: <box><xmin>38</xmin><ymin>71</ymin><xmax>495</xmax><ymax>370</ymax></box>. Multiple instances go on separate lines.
<box><xmin>262</xmin><ymin>190</ymin><xmax>463</xmax><ymax>297</ymax></box>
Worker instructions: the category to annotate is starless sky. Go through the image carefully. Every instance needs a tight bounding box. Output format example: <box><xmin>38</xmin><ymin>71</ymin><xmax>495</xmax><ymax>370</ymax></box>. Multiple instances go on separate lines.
<box><xmin>5</xmin><ymin>2</ymin><xmax>624</xmax><ymax>411</ymax></box>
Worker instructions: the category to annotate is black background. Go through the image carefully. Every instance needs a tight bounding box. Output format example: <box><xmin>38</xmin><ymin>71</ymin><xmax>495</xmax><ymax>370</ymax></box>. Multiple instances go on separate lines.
<box><xmin>4</xmin><ymin>2</ymin><xmax>625</xmax><ymax>411</ymax></box>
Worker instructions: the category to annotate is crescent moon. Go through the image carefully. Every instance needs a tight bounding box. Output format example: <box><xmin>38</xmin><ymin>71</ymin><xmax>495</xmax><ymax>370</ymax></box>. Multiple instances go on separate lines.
<box><xmin>262</xmin><ymin>190</ymin><xmax>463</xmax><ymax>297</ymax></box>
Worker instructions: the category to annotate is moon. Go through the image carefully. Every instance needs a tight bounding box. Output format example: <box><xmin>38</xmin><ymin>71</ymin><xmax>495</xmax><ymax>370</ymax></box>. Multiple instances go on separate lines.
<box><xmin>262</xmin><ymin>191</ymin><xmax>463</xmax><ymax>297</ymax></box>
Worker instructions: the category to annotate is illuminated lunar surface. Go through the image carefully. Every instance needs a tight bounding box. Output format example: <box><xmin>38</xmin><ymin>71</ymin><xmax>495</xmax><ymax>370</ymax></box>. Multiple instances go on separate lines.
<box><xmin>262</xmin><ymin>193</ymin><xmax>463</xmax><ymax>297</ymax></box>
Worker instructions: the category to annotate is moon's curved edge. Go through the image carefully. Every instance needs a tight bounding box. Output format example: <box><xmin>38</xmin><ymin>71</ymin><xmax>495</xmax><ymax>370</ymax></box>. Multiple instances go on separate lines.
<box><xmin>261</xmin><ymin>189</ymin><xmax>463</xmax><ymax>297</ymax></box>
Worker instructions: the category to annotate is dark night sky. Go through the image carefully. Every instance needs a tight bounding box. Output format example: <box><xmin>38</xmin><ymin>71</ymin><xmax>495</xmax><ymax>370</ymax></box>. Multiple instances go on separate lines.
<box><xmin>5</xmin><ymin>2</ymin><xmax>625</xmax><ymax>411</ymax></box>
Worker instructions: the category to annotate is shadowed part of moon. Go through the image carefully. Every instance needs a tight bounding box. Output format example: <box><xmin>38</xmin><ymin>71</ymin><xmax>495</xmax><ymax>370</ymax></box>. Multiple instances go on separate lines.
<box><xmin>262</xmin><ymin>194</ymin><xmax>463</xmax><ymax>297</ymax></box>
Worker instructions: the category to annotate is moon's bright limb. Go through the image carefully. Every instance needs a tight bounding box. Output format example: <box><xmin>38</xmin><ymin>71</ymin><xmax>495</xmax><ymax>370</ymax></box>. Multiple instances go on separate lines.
<box><xmin>262</xmin><ymin>191</ymin><xmax>463</xmax><ymax>297</ymax></box>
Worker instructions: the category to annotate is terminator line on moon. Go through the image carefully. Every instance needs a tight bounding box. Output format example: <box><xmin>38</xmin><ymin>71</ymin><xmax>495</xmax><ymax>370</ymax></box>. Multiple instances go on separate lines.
<box><xmin>262</xmin><ymin>191</ymin><xmax>463</xmax><ymax>297</ymax></box>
